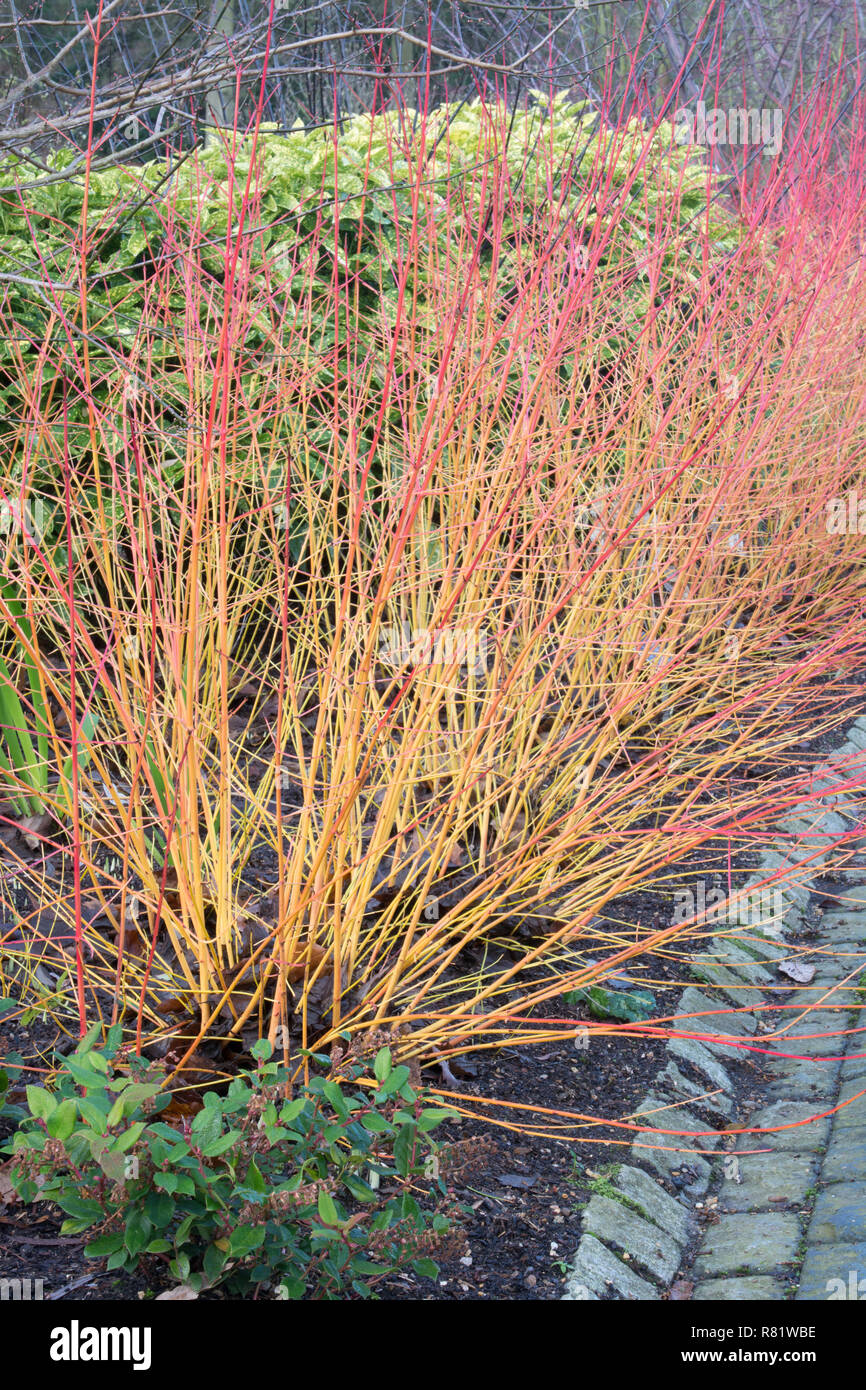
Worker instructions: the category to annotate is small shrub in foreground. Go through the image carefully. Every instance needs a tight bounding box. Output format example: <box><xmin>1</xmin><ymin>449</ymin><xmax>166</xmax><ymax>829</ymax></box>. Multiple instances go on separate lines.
<box><xmin>3</xmin><ymin>1028</ymin><xmax>464</xmax><ymax>1299</ymax></box>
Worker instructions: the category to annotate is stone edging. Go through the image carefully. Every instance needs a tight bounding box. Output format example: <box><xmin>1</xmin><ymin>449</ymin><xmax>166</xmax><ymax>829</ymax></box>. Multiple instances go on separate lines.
<box><xmin>562</xmin><ymin>716</ymin><xmax>866</xmax><ymax>1301</ymax></box>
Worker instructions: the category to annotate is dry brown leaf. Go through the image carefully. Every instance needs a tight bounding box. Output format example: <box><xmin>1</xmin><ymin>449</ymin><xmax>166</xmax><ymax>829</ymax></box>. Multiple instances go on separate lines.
<box><xmin>0</xmin><ymin>1159</ymin><xmax>18</xmax><ymax>1206</ymax></box>
<box><xmin>20</xmin><ymin>811</ymin><xmax>56</xmax><ymax>850</ymax></box>
<box><xmin>284</xmin><ymin>942</ymin><xmax>329</xmax><ymax>983</ymax></box>
<box><xmin>777</xmin><ymin>960</ymin><xmax>816</xmax><ymax>984</ymax></box>
<box><xmin>156</xmin><ymin>1284</ymin><xmax>199</xmax><ymax>1300</ymax></box>
<box><xmin>669</xmin><ymin>1279</ymin><xmax>694</xmax><ymax>1300</ymax></box>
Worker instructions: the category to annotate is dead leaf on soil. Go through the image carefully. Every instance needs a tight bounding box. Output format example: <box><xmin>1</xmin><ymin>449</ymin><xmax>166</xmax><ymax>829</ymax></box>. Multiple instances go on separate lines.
<box><xmin>155</xmin><ymin>1284</ymin><xmax>199</xmax><ymax>1300</ymax></box>
<box><xmin>0</xmin><ymin>1159</ymin><xmax>18</xmax><ymax>1206</ymax></box>
<box><xmin>19</xmin><ymin>811</ymin><xmax>56</xmax><ymax>850</ymax></box>
<box><xmin>284</xmin><ymin>941</ymin><xmax>329</xmax><ymax>984</ymax></box>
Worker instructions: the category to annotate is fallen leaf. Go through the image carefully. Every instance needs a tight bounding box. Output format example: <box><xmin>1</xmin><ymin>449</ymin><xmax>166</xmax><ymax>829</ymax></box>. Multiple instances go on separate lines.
<box><xmin>153</xmin><ymin>995</ymin><xmax>189</xmax><ymax>1016</ymax></box>
<box><xmin>159</xmin><ymin>1094</ymin><xmax>204</xmax><ymax>1120</ymax></box>
<box><xmin>777</xmin><ymin>960</ymin><xmax>816</xmax><ymax>984</ymax></box>
<box><xmin>670</xmin><ymin>1279</ymin><xmax>693</xmax><ymax>1300</ymax></box>
<box><xmin>283</xmin><ymin>942</ymin><xmax>328</xmax><ymax>984</ymax></box>
<box><xmin>445</xmin><ymin>1053</ymin><xmax>478</xmax><ymax>1079</ymax></box>
<box><xmin>19</xmin><ymin>811</ymin><xmax>56</xmax><ymax>850</ymax></box>
<box><xmin>156</xmin><ymin>1285</ymin><xmax>199</xmax><ymax>1300</ymax></box>
<box><xmin>0</xmin><ymin>1159</ymin><xmax>18</xmax><ymax>1206</ymax></box>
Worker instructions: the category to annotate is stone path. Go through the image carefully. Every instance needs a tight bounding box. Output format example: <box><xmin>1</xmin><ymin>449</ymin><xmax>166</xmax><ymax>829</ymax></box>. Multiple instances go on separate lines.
<box><xmin>563</xmin><ymin>720</ymin><xmax>866</xmax><ymax>1302</ymax></box>
<box><xmin>692</xmin><ymin>887</ymin><xmax>866</xmax><ymax>1301</ymax></box>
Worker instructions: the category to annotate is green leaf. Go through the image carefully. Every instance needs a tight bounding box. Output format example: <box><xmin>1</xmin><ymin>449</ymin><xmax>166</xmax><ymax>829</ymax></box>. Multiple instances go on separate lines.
<box><xmin>244</xmin><ymin>1160</ymin><xmax>266</xmax><ymax>1194</ymax></box>
<box><xmin>417</xmin><ymin>1107</ymin><xmax>458</xmax><ymax>1131</ymax></box>
<box><xmin>373</xmin><ymin>1047</ymin><xmax>392</xmax><ymax>1081</ymax></box>
<box><xmin>124</xmin><ymin>1208</ymin><xmax>153</xmax><ymax>1257</ymax></box>
<box><xmin>203</xmin><ymin>1241</ymin><xmax>227</xmax><ymax>1284</ymax></box>
<box><xmin>565</xmin><ymin>984</ymin><xmax>655</xmax><ymax>1023</ymax></box>
<box><xmin>190</xmin><ymin>1107</ymin><xmax>221</xmax><ymax>1149</ymax></box>
<box><xmin>351</xmin><ymin>1257</ymin><xmax>387</xmax><ymax>1275</ymax></box>
<box><xmin>277</xmin><ymin>1276</ymin><xmax>306</xmax><ymax>1299</ymax></box>
<box><xmin>84</xmin><ymin>1231</ymin><xmax>125</xmax><ymax>1257</ymax></box>
<box><xmin>412</xmin><ymin>1257</ymin><xmax>439</xmax><ymax>1279</ymax></box>
<box><xmin>77</xmin><ymin>1098</ymin><xmax>109</xmax><ymax>1131</ymax></box>
<box><xmin>77</xmin><ymin>1044</ymin><xmax>108</xmax><ymax>1074</ymax></box>
<box><xmin>115</xmin><ymin>1122</ymin><xmax>145</xmax><ymax>1153</ymax></box>
<box><xmin>360</xmin><ymin>1112</ymin><xmax>389</xmax><ymax>1133</ymax></box>
<box><xmin>26</xmin><ymin>1085</ymin><xmax>56</xmax><ymax>1121</ymax></box>
<box><xmin>377</xmin><ymin>1065</ymin><xmax>411</xmax><ymax>1098</ymax></box>
<box><xmin>201</xmin><ymin>1131</ymin><xmax>239</xmax><ymax>1158</ymax></box>
<box><xmin>107</xmin><ymin>1083</ymin><xmax>161</xmax><ymax>1126</ymax></box>
<box><xmin>46</xmin><ymin>1098</ymin><xmax>76</xmax><ymax>1140</ymax></box>
<box><xmin>60</xmin><ymin>1217</ymin><xmax>96</xmax><ymax>1235</ymax></box>
<box><xmin>229</xmin><ymin>1224</ymin><xmax>266</xmax><ymax>1258</ymax></box>
<box><xmin>63</xmin><ymin>1056</ymin><xmax>108</xmax><ymax>1091</ymax></box>
<box><xmin>393</xmin><ymin>1122</ymin><xmax>416</xmax><ymax>1178</ymax></box>
<box><xmin>57</xmin><ymin>1194</ymin><xmax>103</xmax><ymax>1222</ymax></box>
<box><xmin>107</xmin><ymin>1095</ymin><xmax>126</xmax><ymax>1127</ymax></box>
<box><xmin>323</xmin><ymin>1079</ymin><xmax>348</xmax><ymax>1115</ymax></box>
<box><xmin>279</xmin><ymin>1097</ymin><xmax>306</xmax><ymax>1125</ymax></box>
<box><xmin>342</xmin><ymin>1174</ymin><xmax>378</xmax><ymax>1202</ymax></box>
<box><xmin>317</xmin><ymin>1190</ymin><xmax>340</xmax><ymax>1226</ymax></box>
<box><xmin>401</xmin><ymin>1192</ymin><xmax>421</xmax><ymax>1221</ymax></box>
<box><xmin>174</xmin><ymin>1214</ymin><xmax>195</xmax><ymax>1245</ymax></box>
<box><xmin>145</xmin><ymin>1191</ymin><xmax>174</xmax><ymax>1228</ymax></box>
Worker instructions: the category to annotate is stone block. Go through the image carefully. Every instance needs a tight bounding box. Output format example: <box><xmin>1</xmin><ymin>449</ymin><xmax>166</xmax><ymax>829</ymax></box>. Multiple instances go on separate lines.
<box><xmin>563</xmin><ymin>1234</ymin><xmax>658</xmax><ymax>1301</ymax></box>
<box><xmin>693</xmin><ymin>1213</ymin><xmax>800</xmax><ymax>1277</ymax></box>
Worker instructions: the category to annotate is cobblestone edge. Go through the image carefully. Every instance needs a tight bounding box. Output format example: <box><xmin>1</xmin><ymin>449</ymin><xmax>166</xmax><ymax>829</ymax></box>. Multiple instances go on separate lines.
<box><xmin>562</xmin><ymin>717</ymin><xmax>866</xmax><ymax>1301</ymax></box>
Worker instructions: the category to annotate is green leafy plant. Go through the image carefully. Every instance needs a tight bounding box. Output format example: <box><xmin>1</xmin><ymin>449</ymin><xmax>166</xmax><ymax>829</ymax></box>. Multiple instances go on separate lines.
<box><xmin>0</xmin><ymin>574</ymin><xmax>98</xmax><ymax>820</ymax></box>
<box><xmin>0</xmin><ymin>94</ymin><xmax>731</xmax><ymax>504</ymax></box>
<box><xmin>0</xmin><ymin>999</ymin><xmax>25</xmax><ymax>1125</ymax></box>
<box><xmin>565</xmin><ymin>983</ymin><xmax>656</xmax><ymax>1023</ymax></box>
<box><xmin>3</xmin><ymin>1028</ymin><xmax>463</xmax><ymax>1299</ymax></box>
<box><xmin>0</xmin><ymin>576</ymin><xmax>53</xmax><ymax>817</ymax></box>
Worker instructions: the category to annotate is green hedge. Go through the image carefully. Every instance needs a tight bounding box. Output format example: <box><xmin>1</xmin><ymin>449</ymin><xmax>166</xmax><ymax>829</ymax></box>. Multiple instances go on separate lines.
<box><xmin>0</xmin><ymin>93</ymin><xmax>741</xmax><ymax>551</ymax></box>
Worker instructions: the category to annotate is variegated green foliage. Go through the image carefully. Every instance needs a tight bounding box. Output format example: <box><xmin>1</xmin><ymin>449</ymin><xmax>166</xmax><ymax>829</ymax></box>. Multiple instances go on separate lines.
<box><xmin>0</xmin><ymin>94</ymin><xmax>741</xmax><ymax>545</ymax></box>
